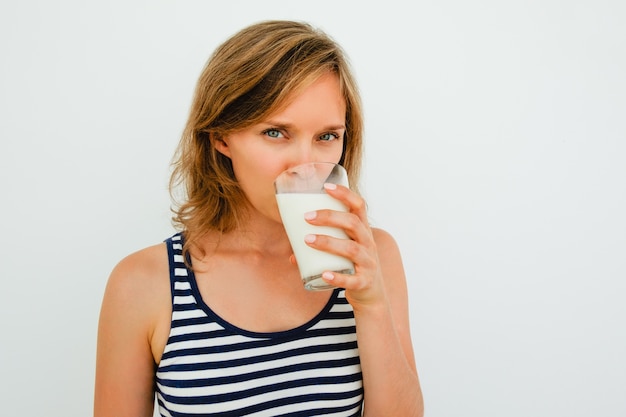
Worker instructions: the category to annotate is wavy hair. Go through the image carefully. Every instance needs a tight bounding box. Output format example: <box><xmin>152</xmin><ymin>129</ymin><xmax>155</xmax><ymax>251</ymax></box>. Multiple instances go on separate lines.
<box><xmin>170</xmin><ymin>20</ymin><xmax>364</xmax><ymax>254</ymax></box>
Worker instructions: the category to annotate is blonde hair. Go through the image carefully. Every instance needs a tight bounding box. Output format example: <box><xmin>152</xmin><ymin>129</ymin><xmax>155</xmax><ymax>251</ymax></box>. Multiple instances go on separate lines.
<box><xmin>170</xmin><ymin>20</ymin><xmax>364</xmax><ymax>252</ymax></box>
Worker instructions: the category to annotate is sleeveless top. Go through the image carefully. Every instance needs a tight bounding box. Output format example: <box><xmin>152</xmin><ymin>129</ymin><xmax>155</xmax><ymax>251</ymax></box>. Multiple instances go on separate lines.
<box><xmin>155</xmin><ymin>234</ymin><xmax>364</xmax><ymax>416</ymax></box>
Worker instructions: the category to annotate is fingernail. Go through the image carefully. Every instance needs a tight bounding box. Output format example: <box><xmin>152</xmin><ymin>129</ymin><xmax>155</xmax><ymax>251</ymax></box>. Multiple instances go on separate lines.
<box><xmin>304</xmin><ymin>211</ymin><xmax>317</xmax><ymax>220</ymax></box>
<box><xmin>322</xmin><ymin>271</ymin><xmax>335</xmax><ymax>281</ymax></box>
<box><xmin>304</xmin><ymin>234</ymin><xmax>316</xmax><ymax>243</ymax></box>
<box><xmin>323</xmin><ymin>182</ymin><xmax>337</xmax><ymax>190</ymax></box>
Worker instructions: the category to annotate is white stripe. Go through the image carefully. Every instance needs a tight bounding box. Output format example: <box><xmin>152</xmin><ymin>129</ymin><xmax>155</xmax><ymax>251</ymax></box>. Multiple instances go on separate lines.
<box><xmin>161</xmin><ymin>332</ymin><xmax>356</xmax><ymax>366</ymax></box>
<box><xmin>173</xmin><ymin>281</ymin><xmax>191</xmax><ymax>290</ymax></box>
<box><xmin>310</xmin><ymin>318</ymin><xmax>356</xmax><ymax>330</ymax></box>
<box><xmin>173</xmin><ymin>295</ymin><xmax>197</xmax><ymax>305</ymax></box>
<box><xmin>169</xmin><ymin>322</ymin><xmax>226</xmax><ymax>337</ymax></box>
<box><xmin>174</xmin><ymin>268</ymin><xmax>188</xmax><ymax>276</ymax></box>
<box><xmin>172</xmin><ymin>243</ymin><xmax>182</xmax><ymax>250</ymax></box>
<box><xmin>158</xmin><ymin>381</ymin><xmax>362</xmax><ymax>415</ymax></box>
<box><xmin>247</xmin><ymin>401</ymin><xmax>362</xmax><ymax>417</ymax></box>
<box><xmin>330</xmin><ymin>302</ymin><xmax>354</xmax><ymax>312</ymax></box>
<box><xmin>161</xmin><ymin>334</ymin><xmax>264</xmax><ymax>358</ymax></box>
<box><xmin>158</xmin><ymin>349</ymin><xmax>359</xmax><ymax>381</ymax></box>
<box><xmin>172</xmin><ymin>309</ymin><xmax>207</xmax><ymax>321</ymax></box>
<box><xmin>157</xmin><ymin>364</ymin><xmax>361</xmax><ymax>397</ymax></box>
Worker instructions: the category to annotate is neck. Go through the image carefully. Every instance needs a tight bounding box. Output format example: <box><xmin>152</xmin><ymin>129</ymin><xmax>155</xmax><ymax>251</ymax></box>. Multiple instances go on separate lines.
<box><xmin>198</xmin><ymin>210</ymin><xmax>293</xmax><ymax>258</ymax></box>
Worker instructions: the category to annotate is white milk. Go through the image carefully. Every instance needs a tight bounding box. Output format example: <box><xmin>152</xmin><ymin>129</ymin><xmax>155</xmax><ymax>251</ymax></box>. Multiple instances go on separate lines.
<box><xmin>276</xmin><ymin>193</ymin><xmax>355</xmax><ymax>290</ymax></box>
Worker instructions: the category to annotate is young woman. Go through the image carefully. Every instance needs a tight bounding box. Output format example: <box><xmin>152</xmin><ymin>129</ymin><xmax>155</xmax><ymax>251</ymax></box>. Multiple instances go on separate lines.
<box><xmin>95</xmin><ymin>20</ymin><xmax>423</xmax><ymax>417</ymax></box>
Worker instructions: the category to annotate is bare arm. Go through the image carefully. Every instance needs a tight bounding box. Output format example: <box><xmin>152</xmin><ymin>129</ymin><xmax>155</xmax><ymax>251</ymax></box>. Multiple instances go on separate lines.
<box><xmin>353</xmin><ymin>228</ymin><xmax>423</xmax><ymax>416</ymax></box>
<box><xmin>94</xmin><ymin>244</ymin><xmax>170</xmax><ymax>417</ymax></box>
<box><xmin>304</xmin><ymin>184</ymin><xmax>424</xmax><ymax>416</ymax></box>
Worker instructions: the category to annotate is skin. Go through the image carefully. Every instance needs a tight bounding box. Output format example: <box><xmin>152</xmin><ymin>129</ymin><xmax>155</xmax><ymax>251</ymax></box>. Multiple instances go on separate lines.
<box><xmin>94</xmin><ymin>72</ymin><xmax>423</xmax><ymax>416</ymax></box>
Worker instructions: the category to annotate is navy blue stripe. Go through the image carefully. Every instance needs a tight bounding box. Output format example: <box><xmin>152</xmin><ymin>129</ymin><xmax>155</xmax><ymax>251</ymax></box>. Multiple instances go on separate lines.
<box><xmin>169</xmin><ymin>310</ymin><xmax>354</xmax><ymax>329</ymax></box>
<box><xmin>172</xmin><ymin>289</ymin><xmax>193</xmax><ymax>297</ymax></box>
<box><xmin>278</xmin><ymin>404</ymin><xmax>362</xmax><ymax>417</ymax></box>
<box><xmin>157</xmin><ymin>357</ymin><xmax>361</xmax><ymax>388</ymax></box>
<box><xmin>275</xmin><ymin>398</ymin><xmax>364</xmax><ymax>417</ymax></box>
<box><xmin>166</xmin><ymin>323</ymin><xmax>356</xmax><ymax>346</ymax></box>
<box><xmin>172</xmin><ymin>301</ymin><xmax>196</xmax><ymax>309</ymax></box>
<box><xmin>161</xmin><ymin>325</ymin><xmax>357</xmax><ymax>361</ymax></box>
<box><xmin>159</xmin><ymin>373</ymin><xmax>362</xmax><ymax>405</ymax></box>
<box><xmin>159</xmin><ymin>340</ymin><xmax>358</xmax><ymax>372</ymax></box>
<box><xmin>219</xmin><ymin>389</ymin><xmax>364</xmax><ymax>416</ymax></box>
<box><xmin>170</xmin><ymin>317</ymin><xmax>212</xmax><ymax>328</ymax></box>
<box><xmin>159</xmin><ymin>388</ymin><xmax>364</xmax><ymax>417</ymax></box>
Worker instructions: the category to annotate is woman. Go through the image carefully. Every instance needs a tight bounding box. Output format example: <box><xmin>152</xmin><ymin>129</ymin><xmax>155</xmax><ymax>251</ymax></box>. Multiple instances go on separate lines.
<box><xmin>95</xmin><ymin>20</ymin><xmax>423</xmax><ymax>417</ymax></box>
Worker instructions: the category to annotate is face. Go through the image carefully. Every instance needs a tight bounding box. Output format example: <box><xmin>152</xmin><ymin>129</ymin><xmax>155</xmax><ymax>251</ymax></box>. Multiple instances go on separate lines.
<box><xmin>215</xmin><ymin>72</ymin><xmax>346</xmax><ymax>223</ymax></box>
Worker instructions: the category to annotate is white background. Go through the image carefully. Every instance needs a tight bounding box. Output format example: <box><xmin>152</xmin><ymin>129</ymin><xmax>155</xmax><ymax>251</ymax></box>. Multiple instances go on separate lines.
<box><xmin>1</xmin><ymin>1</ymin><xmax>625</xmax><ymax>416</ymax></box>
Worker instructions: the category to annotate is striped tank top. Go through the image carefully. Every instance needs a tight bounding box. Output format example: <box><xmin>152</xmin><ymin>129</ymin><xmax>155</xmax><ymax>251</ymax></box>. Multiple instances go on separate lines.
<box><xmin>156</xmin><ymin>234</ymin><xmax>364</xmax><ymax>416</ymax></box>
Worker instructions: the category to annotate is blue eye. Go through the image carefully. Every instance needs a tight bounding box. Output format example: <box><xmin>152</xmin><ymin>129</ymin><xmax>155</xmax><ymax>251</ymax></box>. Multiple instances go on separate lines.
<box><xmin>263</xmin><ymin>129</ymin><xmax>283</xmax><ymax>139</ymax></box>
<box><xmin>319</xmin><ymin>132</ymin><xmax>340</xmax><ymax>141</ymax></box>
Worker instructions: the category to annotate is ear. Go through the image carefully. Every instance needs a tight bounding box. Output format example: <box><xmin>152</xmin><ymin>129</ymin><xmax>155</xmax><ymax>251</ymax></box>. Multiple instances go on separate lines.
<box><xmin>212</xmin><ymin>134</ymin><xmax>231</xmax><ymax>158</ymax></box>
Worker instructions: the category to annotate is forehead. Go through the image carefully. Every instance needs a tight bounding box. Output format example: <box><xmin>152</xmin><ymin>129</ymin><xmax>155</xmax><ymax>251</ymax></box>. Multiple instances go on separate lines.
<box><xmin>266</xmin><ymin>73</ymin><xmax>346</xmax><ymax>123</ymax></box>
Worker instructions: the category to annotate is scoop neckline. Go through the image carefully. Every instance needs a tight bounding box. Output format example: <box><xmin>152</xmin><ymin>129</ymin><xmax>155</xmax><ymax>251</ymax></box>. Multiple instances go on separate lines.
<box><xmin>182</xmin><ymin>246</ymin><xmax>340</xmax><ymax>339</ymax></box>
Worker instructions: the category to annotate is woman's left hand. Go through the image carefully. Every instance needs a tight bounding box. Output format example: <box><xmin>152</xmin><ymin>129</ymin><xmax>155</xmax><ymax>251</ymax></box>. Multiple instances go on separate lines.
<box><xmin>302</xmin><ymin>182</ymin><xmax>387</xmax><ymax>310</ymax></box>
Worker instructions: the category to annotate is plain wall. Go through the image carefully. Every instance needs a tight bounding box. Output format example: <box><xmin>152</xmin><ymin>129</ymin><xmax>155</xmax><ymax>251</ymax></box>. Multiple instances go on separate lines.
<box><xmin>1</xmin><ymin>1</ymin><xmax>624</xmax><ymax>416</ymax></box>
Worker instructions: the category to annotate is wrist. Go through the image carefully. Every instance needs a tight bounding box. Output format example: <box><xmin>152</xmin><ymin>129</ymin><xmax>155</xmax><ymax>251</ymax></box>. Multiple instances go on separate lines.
<box><xmin>349</xmin><ymin>296</ymin><xmax>391</xmax><ymax>317</ymax></box>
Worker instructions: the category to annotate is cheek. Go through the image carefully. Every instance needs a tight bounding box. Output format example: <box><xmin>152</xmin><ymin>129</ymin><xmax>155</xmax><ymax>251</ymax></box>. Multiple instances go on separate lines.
<box><xmin>232</xmin><ymin>156</ymin><xmax>283</xmax><ymax>194</ymax></box>
<box><xmin>323</xmin><ymin>141</ymin><xmax>345</xmax><ymax>165</ymax></box>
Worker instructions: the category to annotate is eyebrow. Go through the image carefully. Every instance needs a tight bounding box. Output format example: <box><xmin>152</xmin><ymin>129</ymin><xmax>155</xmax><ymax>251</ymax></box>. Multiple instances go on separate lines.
<box><xmin>263</xmin><ymin>120</ymin><xmax>346</xmax><ymax>131</ymax></box>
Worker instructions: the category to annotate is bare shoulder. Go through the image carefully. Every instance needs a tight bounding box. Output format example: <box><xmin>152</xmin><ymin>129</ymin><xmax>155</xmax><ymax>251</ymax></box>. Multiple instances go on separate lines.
<box><xmin>372</xmin><ymin>227</ymin><xmax>401</xmax><ymax>253</ymax></box>
<box><xmin>372</xmin><ymin>227</ymin><xmax>406</xmax><ymax>276</ymax></box>
<box><xmin>105</xmin><ymin>243</ymin><xmax>170</xmax><ymax>307</ymax></box>
<box><xmin>100</xmin><ymin>242</ymin><xmax>172</xmax><ymax>353</ymax></box>
<box><xmin>110</xmin><ymin>242</ymin><xmax>169</xmax><ymax>281</ymax></box>
<box><xmin>372</xmin><ymin>227</ymin><xmax>410</xmax><ymax>313</ymax></box>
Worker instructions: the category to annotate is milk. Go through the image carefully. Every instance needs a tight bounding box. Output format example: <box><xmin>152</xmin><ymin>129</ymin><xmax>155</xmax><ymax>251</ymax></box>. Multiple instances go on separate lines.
<box><xmin>276</xmin><ymin>193</ymin><xmax>355</xmax><ymax>290</ymax></box>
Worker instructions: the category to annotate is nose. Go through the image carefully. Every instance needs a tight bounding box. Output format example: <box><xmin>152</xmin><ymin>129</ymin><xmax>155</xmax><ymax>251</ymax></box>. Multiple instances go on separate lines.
<box><xmin>288</xmin><ymin>140</ymin><xmax>316</xmax><ymax>168</ymax></box>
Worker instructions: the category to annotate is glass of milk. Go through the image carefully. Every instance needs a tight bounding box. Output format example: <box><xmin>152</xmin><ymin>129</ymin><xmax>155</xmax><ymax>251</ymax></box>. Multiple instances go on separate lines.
<box><xmin>274</xmin><ymin>162</ymin><xmax>355</xmax><ymax>291</ymax></box>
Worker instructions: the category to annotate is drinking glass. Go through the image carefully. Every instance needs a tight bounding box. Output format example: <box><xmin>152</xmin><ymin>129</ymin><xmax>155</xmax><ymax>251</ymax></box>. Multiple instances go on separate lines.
<box><xmin>274</xmin><ymin>162</ymin><xmax>355</xmax><ymax>291</ymax></box>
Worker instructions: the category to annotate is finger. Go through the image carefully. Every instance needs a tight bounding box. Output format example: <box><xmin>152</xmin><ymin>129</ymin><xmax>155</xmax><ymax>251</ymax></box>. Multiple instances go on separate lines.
<box><xmin>305</xmin><ymin>208</ymin><xmax>372</xmax><ymax>244</ymax></box>
<box><xmin>321</xmin><ymin>270</ymin><xmax>368</xmax><ymax>292</ymax></box>
<box><xmin>304</xmin><ymin>233</ymin><xmax>374</xmax><ymax>269</ymax></box>
<box><xmin>323</xmin><ymin>183</ymin><xmax>368</xmax><ymax>221</ymax></box>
